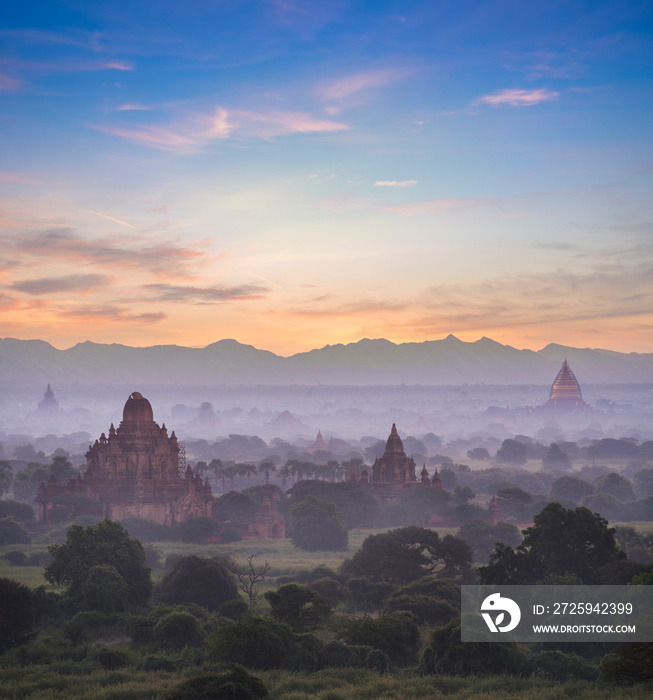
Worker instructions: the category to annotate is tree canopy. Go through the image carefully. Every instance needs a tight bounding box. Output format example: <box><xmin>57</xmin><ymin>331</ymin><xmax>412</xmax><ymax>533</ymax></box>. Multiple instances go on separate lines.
<box><xmin>288</xmin><ymin>495</ymin><xmax>348</xmax><ymax>552</ymax></box>
<box><xmin>479</xmin><ymin>503</ymin><xmax>625</xmax><ymax>585</ymax></box>
<box><xmin>341</xmin><ymin>526</ymin><xmax>471</xmax><ymax>585</ymax></box>
<box><xmin>45</xmin><ymin>519</ymin><xmax>152</xmax><ymax>607</ymax></box>
<box><xmin>154</xmin><ymin>555</ymin><xmax>238</xmax><ymax>611</ymax></box>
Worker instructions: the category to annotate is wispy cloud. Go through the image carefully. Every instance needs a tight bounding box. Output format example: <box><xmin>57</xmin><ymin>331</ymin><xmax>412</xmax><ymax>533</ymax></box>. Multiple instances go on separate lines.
<box><xmin>10</xmin><ymin>274</ymin><xmax>108</xmax><ymax>295</ymax></box>
<box><xmin>374</xmin><ymin>180</ymin><xmax>418</xmax><ymax>188</ymax></box>
<box><xmin>4</xmin><ymin>228</ymin><xmax>207</xmax><ymax>277</ymax></box>
<box><xmin>115</xmin><ymin>103</ymin><xmax>152</xmax><ymax>112</ymax></box>
<box><xmin>58</xmin><ymin>305</ymin><xmax>166</xmax><ymax>324</ymax></box>
<box><xmin>143</xmin><ymin>283</ymin><xmax>268</xmax><ymax>303</ymax></box>
<box><xmin>0</xmin><ymin>74</ymin><xmax>21</xmax><ymax>91</ymax></box>
<box><xmin>0</xmin><ymin>172</ymin><xmax>42</xmax><ymax>185</ymax></box>
<box><xmin>474</xmin><ymin>88</ymin><xmax>559</xmax><ymax>107</ymax></box>
<box><xmin>95</xmin><ymin>107</ymin><xmax>350</xmax><ymax>151</ymax></box>
<box><xmin>382</xmin><ymin>198</ymin><xmax>482</xmax><ymax>215</ymax></box>
<box><xmin>316</xmin><ymin>68</ymin><xmax>407</xmax><ymax>102</ymax></box>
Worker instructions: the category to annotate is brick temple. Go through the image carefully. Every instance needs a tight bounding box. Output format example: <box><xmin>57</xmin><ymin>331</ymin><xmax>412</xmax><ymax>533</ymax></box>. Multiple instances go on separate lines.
<box><xmin>37</xmin><ymin>391</ymin><xmax>213</xmax><ymax>525</ymax></box>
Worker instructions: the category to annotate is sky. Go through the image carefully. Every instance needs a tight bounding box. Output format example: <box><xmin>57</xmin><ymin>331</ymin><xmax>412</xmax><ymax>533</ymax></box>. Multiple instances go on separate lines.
<box><xmin>1</xmin><ymin>0</ymin><xmax>652</xmax><ymax>356</ymax></box>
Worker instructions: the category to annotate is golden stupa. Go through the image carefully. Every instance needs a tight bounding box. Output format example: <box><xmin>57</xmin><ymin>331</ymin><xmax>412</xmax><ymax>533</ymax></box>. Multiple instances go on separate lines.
<box><xmin>544</xmin><ymin>360</ymin><xmax>590</xmax><ymax>410</ymax></box>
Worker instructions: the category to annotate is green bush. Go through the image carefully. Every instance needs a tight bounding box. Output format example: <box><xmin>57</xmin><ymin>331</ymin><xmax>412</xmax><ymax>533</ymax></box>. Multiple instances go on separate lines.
<box><xmin>322</xmin><ymin>640</ymin><xmax>371</xmax><ymax>668</ymax></box>
<box><xmin>82</xmin><ymin>565</ymin><xmax>129</xmax><ymax>613</ymax></box>
<box><xmin>600</xmin><ymin>644</ymin><xmax>653</xmax><ymax>685</ymax></box>
<box><xmin>0</xmin><ymin>499</ymin><xmax>35</xmax><ymax>522</ymax></box>
<box><xmin>218</xmin><ymin>598</ymin><xmax>249</xmax><ymax>620</ymax></box>
<box><xmin>531</xmin><ymin>650</ymin><xmax>597</xmax><ymax>680</ymax></box>
<box><xmin>0</xmin><ymin>577</ymin><xmax>34</xmax><ymax>651</ymax></box>
<box><xmin>97</xmin><ymin>647</ymin><xmax>131</xmax><ymax>670</ymax></box>
<box><xmin>366</xmin><ymin>648</ymin><xmax>392</xmax><ymax>672</ymax></box>
<box><xmin>166</xmin><ymin>665</ymin><xmax>268</xmax><ymax>699</ymax></box>
<box><xmin>142</xmin><ymin>653</ymin><xmax>177</xmax><ymax>672</ymax></box>
<box><xmin>337</xmin><ymin>612</ymin><xmax>420</xmax><ymax>666</ymax></box>
<box><xmin>2</xmin><ymin>550</ymin><xmax>27</xmax><ymax>565</ymax></box>
<box><xmin>419</xmin><ymin>619</ymin><xmax>530</xmax><ymax>676</ymax></box>
<box><xmin>153</xmin><ymin>611</ymin><xmax>205</xmax><ymax>649</ymax></box>
<box><xmin>0</xmin><ymin>516</ymin><xmax>30</xmax><ymax>545</ymax></box>
<box><xmin>264</xmin><ymin>583</ymin><xmax>331</xmax><ymax>632</ymax></box>
<box><xmin>155</xmin><ymin>556</ymin><xmax>238</xmax><ymax>611</ymax></box>
<box><xmin>345</xmin><ymin>576</ymin><xmax>396</xmax><ymax>611</ymax></box>
<box><xmin>209</xmin><ymin>615</ymin><xmax>294</xmax><ymax>669</ymax></box>
<box><xmin>173</xmin><ymin>517</ymin><xmax>222</xmax><ymax>543</ymax></box>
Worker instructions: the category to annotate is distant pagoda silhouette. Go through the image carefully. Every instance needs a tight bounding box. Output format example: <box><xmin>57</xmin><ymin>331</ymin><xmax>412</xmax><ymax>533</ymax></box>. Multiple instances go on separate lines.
<box><xmin>36</xmin><ymin>384</ymin><xmax>60</xmax><ymax>416</ymax></box>
<box><xmin>543</xmin><ymin>360</ymin><xmax>590</xmax><ymax>411</ymax></box>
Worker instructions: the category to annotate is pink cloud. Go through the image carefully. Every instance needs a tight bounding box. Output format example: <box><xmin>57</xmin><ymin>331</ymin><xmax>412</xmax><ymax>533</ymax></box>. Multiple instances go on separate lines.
<box><xmin>0</xmin><ymin>172</ymin><xmax>42</xmax><ymax>185</ymax></box>
<box><xmin>382</xmin><ymin>198</ymin><xmax>479</xmax><ymax>215</ymax></box>
<box><xmin>95</xmin><ymin>107</ymin><xmax>350</xmax><ymax>151</ymax></box>
<box><xmin>374</xmin><ymin>180</ymin><xmax>418</xmax><ymax>188</ymax></box>
<box><xmin>474</xmin><ymin>88</ymin><xmax>559</xmax><ymax>107</ymax></box>
<box><xmin>317</xmin><ymin>68</ymin><xmax>406</xmax><ymax>101</ymax></box>
<box><xmin>0</xmin><ymin>73</ymin><xmax>21</xmax><ymax>91</ymax></box>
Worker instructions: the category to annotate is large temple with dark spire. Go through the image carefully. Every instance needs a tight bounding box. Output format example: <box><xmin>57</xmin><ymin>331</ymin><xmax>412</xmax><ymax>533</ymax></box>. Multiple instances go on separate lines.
<box><xmin>544</xmin><ymin>359</ymin><xmax>591</xmax><ymax>412</ymax></box>
<box><xmin>371</xmin><ymin>424</ymin><xmax>418</xmax><ymax>484</ymax></box>
<box><xmin>37</xmin><ymin>391</ymin><xmax>213</xmax><ymax>526</ymax></box>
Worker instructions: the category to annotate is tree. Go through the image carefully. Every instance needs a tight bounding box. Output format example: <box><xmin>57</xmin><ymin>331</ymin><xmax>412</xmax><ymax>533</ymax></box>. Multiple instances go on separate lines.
<box><xmin>341</xmin><ymin>526</ymin><xmax>471</xmax><ymax>585</ymax></box>
<box><xmin>495</xmin><ymin>439</ymin><xmax>527</xmax><ymax>465</ymax></box>
<box><xmin>288</xmin><ymin>495</ymin><xmax>348</xmax><ymax>552</ymax></box>
<box><xmin>0</xmin><ymin>578</ymin><xmax>34</xmax><ymax>651</ymax></box>
<box><xmin>81</xmin><ymin>565</ymin><xmax>129</xmax><ymax>613</ymax></box>
<box><xmin>225</xmin><ymin>555</ymin><xmax>271</xmax><ymax>610</ymax></box>
<box><xmin>286</xmin><ymin>480</ymin><xmax>378</xmax><ymax>529</ymax></box>
<box><xmin>542</xmin><ymin>443</ymin><xmax>572</xmax><ymax>470</ymax></box>
<box><xmin>50</xmin><ymin>454</ymin><xmax>77</xmax><ymax>482</ymax></box>
<box><xmin>155</xmin><ymin>555</ymin><xmax>238</xmax><ymax>611</ymax></box>
<box><xmin>264</xmin><ymin>583</ymin><xmax>331</xmax><ymax>632</ymax></box>
<box><xmin>467</xmin><ymin>447</ymin><xmax>490</xmax><ymax>461</ymax></box>
<box><xmin>496</xmin><ymin>487</ymin><xmax>533</xmax><ymax>520</ymax></box>
<box><xmin>457</xmin><ymin>519</ymin><xmax>522</xmax><ymax>564</ymax></box>
<box><xmin>0</xmin><ymin>460</ymin><xmax>13</xmax><ymax>496</ymax></box>
<box><xmin>595</xmin><ymin>472</ymin><xmax>635</xmax><ymax>502</ymax></box>
<box><xmin>0</xmin><ymin>517</ymin><xmax>30</xmax><ymax>545</ymax></box>
<box><xmin>479</xmin><ymin>503</ymin><xmax>625</xmax><ymax>585</ymax></box>
<box><xmin>45</xmin><ymin>519</ymin><xmax>152</xmax><ymax>606</ymax></box>
<box><xmin>153</xmin><ymin>611</ymin><xmax>205</xmax><ymax>649</ymax></box>
<box><xmin>218</xmin><ymin>490</ymin><xmax>260</xmax><ymax>525</ymax></box>
<box><xmin>550</xmin><ymin>475</ymin><xmax>594</xmax><ymax>504</ymax></box>
<box><xmin>209</xmin><ymin>615</ymin><xmax>294</xmax><ymax>670</ymax></box>
<box><xmin>419</xmin><ymin>619</ymin><xmax>529</xmax><ymax>676</ymax></box>
<box><xmin>338</xmin><ymin>612</ymin><xmax>420</xmax><ymax>666</ymax></box>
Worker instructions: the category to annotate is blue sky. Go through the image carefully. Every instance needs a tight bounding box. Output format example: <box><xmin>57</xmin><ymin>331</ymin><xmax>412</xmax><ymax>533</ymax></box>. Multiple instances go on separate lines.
<box><xmin>1</xmin><ymin>1</ymin><xmax>652</xmax><ymax>354</ymax></box>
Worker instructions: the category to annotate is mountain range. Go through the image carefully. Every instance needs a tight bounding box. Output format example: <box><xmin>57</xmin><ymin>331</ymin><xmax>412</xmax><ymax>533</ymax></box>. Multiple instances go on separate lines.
<box><xmin>1</xmin><ymin>335</ymin><xmax>652</xmax><ymax>387</ymax></box>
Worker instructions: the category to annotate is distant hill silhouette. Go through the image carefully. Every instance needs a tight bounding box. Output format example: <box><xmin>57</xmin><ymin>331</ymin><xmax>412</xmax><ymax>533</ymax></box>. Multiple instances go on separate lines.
<box><xmin>1</xmin><ymin>335</ymin><xmax>651</xmax><ymax>387</ymax></box>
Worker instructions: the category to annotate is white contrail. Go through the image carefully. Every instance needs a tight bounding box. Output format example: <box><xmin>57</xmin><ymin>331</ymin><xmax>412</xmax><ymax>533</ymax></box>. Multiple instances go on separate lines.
<box><xmin>83</xmin><ymin>208</ymin><xmax>139</xmax><ymax>229</ymax></box>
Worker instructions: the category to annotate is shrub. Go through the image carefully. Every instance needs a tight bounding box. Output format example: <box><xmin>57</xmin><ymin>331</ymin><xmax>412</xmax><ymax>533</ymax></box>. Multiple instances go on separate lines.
<box><xmin>366</xmin><ymin>648</ymin><xmax>392</xmax><ymax>672</ymax></box>
<box><xmin>531</xmin><ymin>650</ymin><xmax>597</xmax><ymax>680</ymax></box>
<box><xmin>0</xmin><ymin>577</ymin><xmax>34</xmax><ymax>651</ymax></box>
<box><xmin>209</xmin><ymin>615</ymin><xmax>294</xmax><ymax>670</ymax></box>
<box><xmin>600</xmin><ymin>644</ymin><xmax>653</xmax><ymax>685</ymax></box>
<box><xmin>338</xmin><ymin>612</ymin><xmax>420</xmax><ymax>666</ymax></box>
<box><xmin>0</xmin><ymin>516</ymin><xmax>30</xmax><ymax>545</ymax></box>
<box><xmin>173</xmin><ymin>517</ymin><xmax>222</xmax><ymax>543</ymax></box>
<box><xmin>419</xmin><ymin>619</ymin><xmax>530</xmax><ymax>676</ymax></box>
<box><xmin>218</xmin><ymin>598</ymin><xmax>249</xmax><ymax>620</ymax></box>
<box><xmin>322</xmin><ymin>640</ymin><xmax>370</xmax><ymax>668</ymax></box>
<box><xmin>155</xmin><ymin>555</ymin><xmax>238</xmax><ymax>611</ymax></box>
<box><xmin>308</xmin><ymin>577</ymin><xmax>346</xmax><ymax>606</ymax></box>
<box><xmin>142</xmin><ymin>653</ymin><xmax>177</xmax><ymax>672</ymax></box>
<box><xmin>97</xmin><ymin>648</ymin><xmax>131</xmax><ymax>670</ymax></box>
<box><xmin>120</xmin><ymin>517</ymin><xmax>173</xmax><ymax>542</ymax></box>
<box><xmin>166</xmin><ymin>665</ymin><xmax>268</xmax><ymax>699</ymax></box>
<box><xmin>283</xmin><ymin>632</ymin><xmax>325</xmax><ymax>672</ymax></box>
<box><xmin>154</xmin><ymin>611</ymin><xmax>205</xmax><ymax>649</ymax></box>
<box><xmin>345</xmin><ymin>576</ymin><xmax>396</xmax><ymax>611</ymax></box>
<box><xmin>2</xmin><ymin>550</ymin><xmax>27</xmax><ymax>565</ymax></box>
<box><xmin>82</xmin><ymin>565</ymin><xmax>129</xmax><ymax>613</ymax></box>
<box><xmin>264</xmin><ymin>583</ymin><xmax>331</xmax><ymax>632</ymax></box>
<box><xmin>0</xmin><ymin>499</ymin><xmax>35</xmax><ymax>521</ymax></box>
